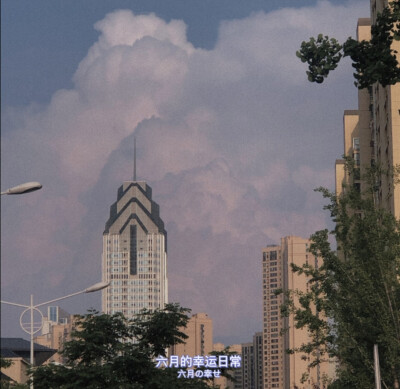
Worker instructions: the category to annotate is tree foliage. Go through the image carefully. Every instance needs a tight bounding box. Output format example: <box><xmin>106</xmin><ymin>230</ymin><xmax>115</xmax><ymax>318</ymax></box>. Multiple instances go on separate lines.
<box><xmin>0</xmin><ymin>383</ymin><xmax>30</xmax><ymax>389</ymax></box>
<box><xmin>29</xmin><ymin>303</ymin><xmax>211</xmax><ymax>389</ymax></box>
<box><xmin>297</xmin><ymin>0</ymin><xmax>400</xmax><ymax>88</ymax></box>
<box><xmin>279</xmin><ymin>165</ymin><xmax>400</xmax><ymax>388</ymax></box>
<box><xmin>207</xmin><ymin>347</ymin><xmax>238</xmax><ymax>385</ymax></box>
<box><xmin>1</xmin><ymin>357</ymin><xmax>13</xmax><ymax>369</ymax></box>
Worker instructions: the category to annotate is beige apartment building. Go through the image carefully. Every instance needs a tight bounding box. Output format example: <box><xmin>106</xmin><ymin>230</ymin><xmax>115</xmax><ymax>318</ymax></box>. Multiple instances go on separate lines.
<box><xmin>1</xmin><ymin>338</ymin><xmax>56</xmax><ymax>384</ymax></box>
<box><xmin>370</xmin><ymin>0</ymin><xmax>400</xmax><ymax>216</ymax></box>
<box><xmin>34</xmin><ymin>306</ymin><xmax>75</xmax><ymax>364</ymax></box>
<box><xmin>170</xmin><ymin>312</ymin><xmax>213</xmax><ymax>357</ymax></box>
<box><xmin>336</xmin><ymin>2</ymin><xmax>400</xmax><ymax>217</ymax></box>
<box><xmin>213</xmin><ymin>342</ymin><xmax>242</xmax><ymax>389</ymax></box>
<box><xmin>169</xmin><ymin>313</ymin><xmax>242</xmax><ymax>388</ymax></box>
<box><xmin>335</xmin><ymin>18</ymin><xmax>372</xmax><ymax>198</ymax></box>
<box><xmin>262</xmin><ymin>236</ymin><xmax>334</xmax><ymax>389</ymax></box>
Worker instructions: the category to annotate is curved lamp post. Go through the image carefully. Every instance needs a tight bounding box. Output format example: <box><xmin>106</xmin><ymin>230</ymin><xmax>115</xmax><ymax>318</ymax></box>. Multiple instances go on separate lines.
<box><xmin>1</xmin><ymin>281</ymin><xmax>109</xmax><ymax>388</ymax></box>
<box><xmin>1</xmin><ymin>182</ymin><xmax>42</xmax><ymax>195</ymax></box>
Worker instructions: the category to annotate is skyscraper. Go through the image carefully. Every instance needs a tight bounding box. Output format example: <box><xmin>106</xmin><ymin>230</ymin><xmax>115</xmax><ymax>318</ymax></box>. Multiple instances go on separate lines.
<box><xmin>102</xmin><ymin>180</ymin><xmax>168</xmax><ymax>317</ymax></box>
<box><xmin>262</xmin><ymin>236</ymin><xmax>334</xmax><ymax>389</ymax></box>
<box><xmin>242</xmin><ymin>332</ymin><xmax>263</xmax><ymax>389</ymax></box>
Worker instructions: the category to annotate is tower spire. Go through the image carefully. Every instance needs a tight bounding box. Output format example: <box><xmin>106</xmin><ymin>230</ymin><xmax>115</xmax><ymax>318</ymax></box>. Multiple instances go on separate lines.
<box><xmin>133</xmin><ymin>136</ymin><xmax>136</xmax><ymax>181</ymax></box>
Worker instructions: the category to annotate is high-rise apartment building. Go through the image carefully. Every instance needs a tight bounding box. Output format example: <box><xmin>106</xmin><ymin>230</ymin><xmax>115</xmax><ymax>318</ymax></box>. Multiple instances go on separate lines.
<box><xmin>242</xmin><ymin>332</ymin><xmax>263</xmax><ymax>389</ymax></box>
<box><xmin>336</xmin><ymin>1</ymin><xmax>400</xmax><ymax>217</ymax></box>
<box><xmin>102</xmin><ymin>180</ymin><xmax>168</xmax><ymax>317</ymax></box>
<box><xmin>169</xmin><ymin>312</ymin><xmax>213</xmax><ymax>357</ymax></box>
<box><xmin>370</xmin><ymin>0</ymin><xmax>400</xmax><ymax>216</ymax></box>
<box><xmin>262</xmin><ymin>236</ymin><xmax>333</xmax><ymax>389</ymax></box>
<box><xmin>213</xmin><ymin>343</ymin><xmax>243</xmax><ymax>389</ymax></box>
<box><xmin>242</xmin><ymin>342</ymin><xmax>254</xmax><ymax>389</ymax></box>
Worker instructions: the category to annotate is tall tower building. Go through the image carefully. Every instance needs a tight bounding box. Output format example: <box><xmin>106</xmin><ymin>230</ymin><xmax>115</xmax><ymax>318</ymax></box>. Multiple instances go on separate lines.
<box><xmin>102</xmin><ymin>180</ymin><xmax>168</xmax><ymax>317</ymax></box>
<box><xmin>262</xmin><ymin>236</ymin><xmax>334</xmax><ymax>389</ymax></box>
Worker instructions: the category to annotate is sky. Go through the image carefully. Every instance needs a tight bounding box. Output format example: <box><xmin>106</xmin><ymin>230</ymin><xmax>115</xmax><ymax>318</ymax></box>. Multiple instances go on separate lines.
<box><xmin>1</xmin><ymin>0</ymin><xmax>369</xmax><ymax>346</ymax></box>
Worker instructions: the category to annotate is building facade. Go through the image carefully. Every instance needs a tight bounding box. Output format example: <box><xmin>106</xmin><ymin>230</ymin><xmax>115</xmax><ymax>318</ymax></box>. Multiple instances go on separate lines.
<box><xmin>169</xmin><ymin>313</ymin><xmax>243</xmax><ymax>389</ymax></box>
<box><xmin>242</xmin><ymin>342</ymin><xmax>254</xmax><ymax>389</ymax></box>
<box><xmin>370</xmin><ymin>0</ymin><xmax>400</xmax><ymax>216</ymax></box>
<box><xmin>34</xmin><ymin>306</ymin><xmax>75</xmax><ymax>364</ymax></box>
<box><xmin>102</xmin><ymin>181</ymin><xmax>168</xmax><ymax>317</ymax></box>
<box><xmin>169</xmin><ymin>312</ymin><xmax>213</xmax><ymax>357</ymax></box>
<box><xmin>1</xmin><ymin>338</ymin><xmax>56</xmax><ymax>383</ymax></box>
<box><xmin>242</xmin><ymin>332</ymin><xmax>263</xmax><ymax>389</ymax></box>
<box><xmin>262</xmin><ymin>236</ymin><xmax>333</xmax><ymax>389</ymax></box>
<box><xmin>336</xmin><ymin>3</ymin><xmax>400</xmax><ymax>217</ymax></box>
<box><xmin>213</xmin><ymin>342</ymin><xmax>243</xmax><ymax>389</ymax></box>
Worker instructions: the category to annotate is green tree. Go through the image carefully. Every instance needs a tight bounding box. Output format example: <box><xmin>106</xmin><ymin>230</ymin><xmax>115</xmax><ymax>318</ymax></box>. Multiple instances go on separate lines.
<box><xmin>280</xmin><ymin>166</ymin><xmax>400</xmax><ymax>388</ymax></box>
<box><xmin>0</xmin><ymin>383</ymin><xmax>30</xmax><ymax>389</ymax></box>
<box><xmin>196</xmin><ymin>347</ymin><xmax>238</xmax><ymax>388</ymax></box>
<box><xmin>30</xmin><ymin>303</ymin><xmax>210</xmax><ymax>389</ymax></box>
<box><xmin>297</xmin><ymin>0</ymin><xmax>400</xmax><ymax>88</ymax></box>
<box><xmin>1</xmin><ymin>357</ymin><xmax>13</xmax><ymax>369</ymax></box>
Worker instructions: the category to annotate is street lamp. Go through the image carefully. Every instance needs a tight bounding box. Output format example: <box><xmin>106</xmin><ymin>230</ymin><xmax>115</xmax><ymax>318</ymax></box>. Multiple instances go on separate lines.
<box><xmin>1</xmin><ymin>182</ymin><xmax>42</xmax><ymax>195</ymax></box>
<box><xmin>1</xmin><ymin>281</ymin><xmax>109</xmax><ymax>388</ymax></box>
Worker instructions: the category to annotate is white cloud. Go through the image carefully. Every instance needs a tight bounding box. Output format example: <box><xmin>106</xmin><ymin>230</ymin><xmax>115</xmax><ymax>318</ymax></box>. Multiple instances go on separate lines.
<box><xmin>2</xmin><ymin>0</ymin><xmax>368</xmax><ymax>342</ymax></box>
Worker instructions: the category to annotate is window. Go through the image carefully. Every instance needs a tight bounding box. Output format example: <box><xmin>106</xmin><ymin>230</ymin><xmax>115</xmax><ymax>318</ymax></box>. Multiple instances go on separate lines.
<box><xmin>354</xmin><ymin>152</ymin><xmax>360</xmax><ymax>166</ymax></box>
<box><xmin>353</xmin><ymin>137</ymin><xmax>360</xmax><ymax>151</ymax></box>
<box><xmin>49</xmin><ymin>306</ymin><xmax>58</xmax><ymax>322</ymax></box>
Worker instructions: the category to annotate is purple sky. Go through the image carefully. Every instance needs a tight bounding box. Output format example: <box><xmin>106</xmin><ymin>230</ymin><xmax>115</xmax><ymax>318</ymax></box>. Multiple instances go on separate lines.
<box><xmin>2</xmin><ymin>0</ymin><xmax>369</xmax><ymax>346</ymax></box>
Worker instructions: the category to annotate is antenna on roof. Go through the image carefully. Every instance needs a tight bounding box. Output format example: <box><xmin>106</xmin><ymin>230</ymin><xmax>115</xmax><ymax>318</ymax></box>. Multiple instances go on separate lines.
<box><xmin>133</xmin><ymin>135</ymin><xmax>137</xmax><ymax>181</ymax></box>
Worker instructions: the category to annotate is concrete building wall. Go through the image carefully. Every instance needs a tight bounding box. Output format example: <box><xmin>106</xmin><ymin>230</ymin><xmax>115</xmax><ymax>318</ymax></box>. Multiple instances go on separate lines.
<box><xmin>242</xmin><ymin>342</ymin><xmax>254</xmax><ymax>389</ymax></box>
<box><xmin>170</xmin><ymin>313</ymin><xmax>213</xmax><ymax>357</ymax></box>
<box><xmin>34</xmin><ymin>308</ymin><xmax>75</xmax><ymax>364</ymax></box>
<box><xmin>337</xmin><ymin>8</ymin><xmax>400</xmax><ymax>218</ymax></box>
<box><xmin>262</xmin><ymin>237</ymin><xmax>334</xmax><ymax>389</ymax></box>
<box><xmin>242</xmin><ymin>332</ymin><xmax>263</xmax><ymax>389</ymax></box>
<box><xmin>283</xmin><ymin>237</ymin><xmax>323</xmax><ymax>389</ymax></box>
<box><xmin>1</xmin><ymin>358</ymin><xmax>29</xmax><ymax>384</ymax></box>
<box><xmin>262</xmin><ymin>244</ymin><xmax>285</xmax><ymax>388</ymax></box>
<box><xmin>226</xmin><ymin>344</ymin><xmax>243</xmax><ymax>389</ymax></box>
<box><xmin>213</xmin><ymin>343</ymin><xmax>242</xmax><ymax>389</ymax></box>
<box><xmin>253</xmin><ymin>332</ymin><xmax>264</xmax><ymax>389</ymax></box>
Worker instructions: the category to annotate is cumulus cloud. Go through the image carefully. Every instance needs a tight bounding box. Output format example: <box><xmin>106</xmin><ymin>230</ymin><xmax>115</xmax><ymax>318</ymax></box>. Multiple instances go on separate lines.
<box><xmin>2</xmin><ymin>0</ymin><xmax>368</xmax><ymax>344</ymax></box>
